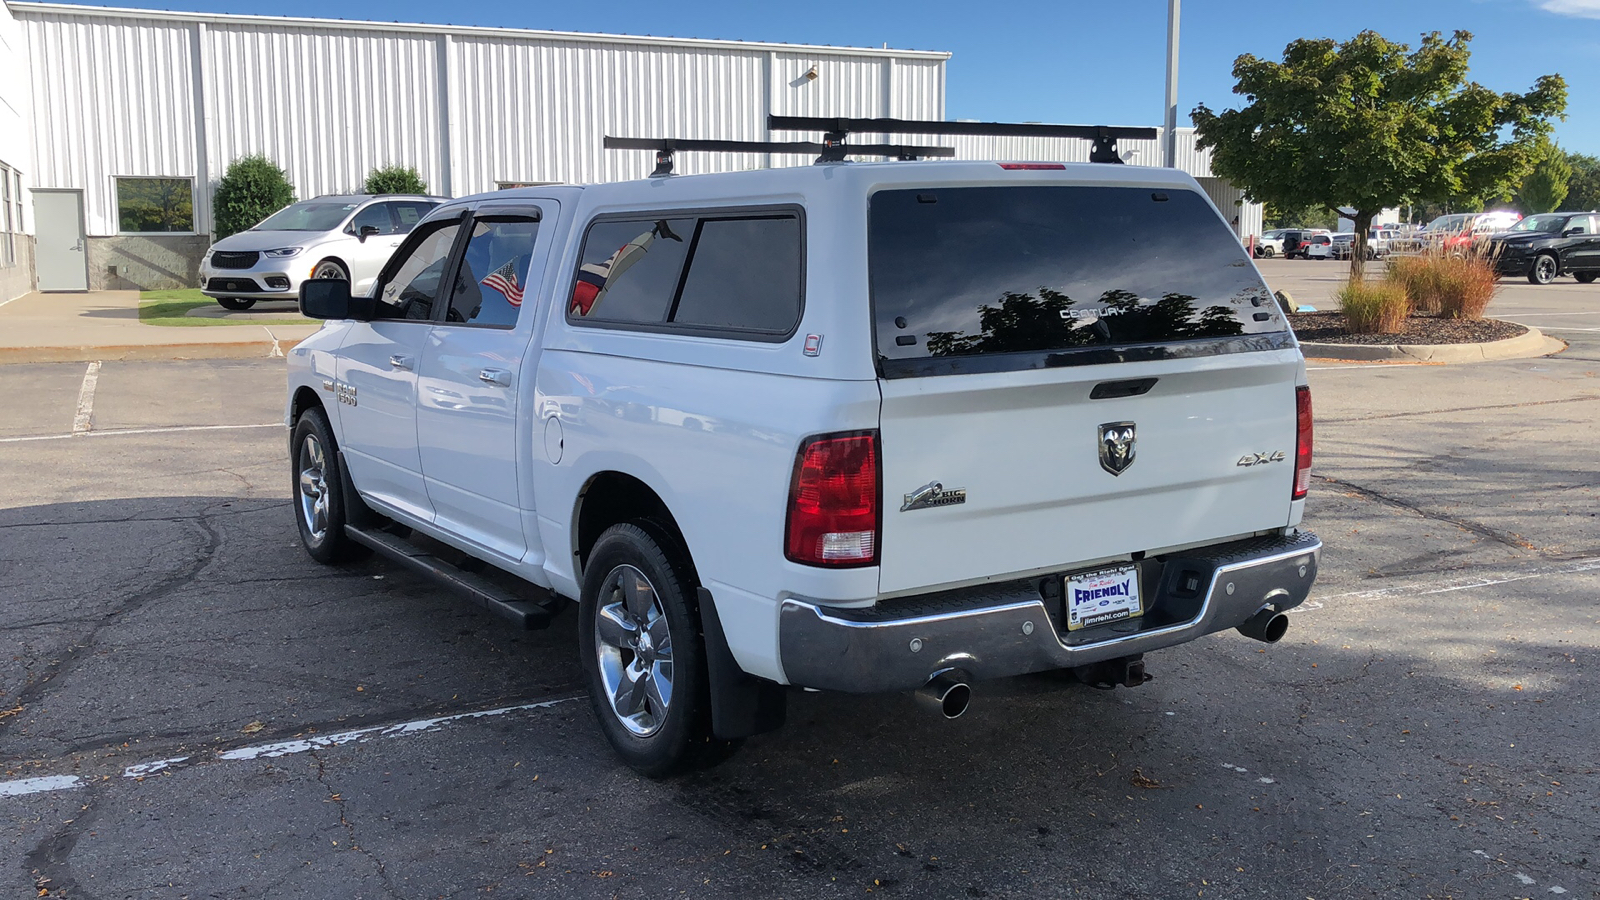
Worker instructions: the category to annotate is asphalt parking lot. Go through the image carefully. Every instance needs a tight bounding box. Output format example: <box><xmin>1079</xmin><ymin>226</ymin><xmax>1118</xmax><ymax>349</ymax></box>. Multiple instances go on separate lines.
<box><xmin>1</xmin><ymin>271</ymin><xmax>1597</xmax><ymax>899</ymax></box>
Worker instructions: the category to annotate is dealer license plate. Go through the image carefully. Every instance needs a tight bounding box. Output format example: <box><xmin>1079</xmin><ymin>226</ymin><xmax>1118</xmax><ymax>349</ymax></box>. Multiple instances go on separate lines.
<box><xmin>1065</xmin><ymin>565</ymin><xmax>1143</xmax><ymax>631</ymax></box>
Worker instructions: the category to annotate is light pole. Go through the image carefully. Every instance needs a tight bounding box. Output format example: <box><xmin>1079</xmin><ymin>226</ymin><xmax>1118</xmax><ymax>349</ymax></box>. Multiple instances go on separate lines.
<box><xmin>1163</xmin><ymin>0</ymin><xmax>1180</xmax><ymax>168</ymax></box>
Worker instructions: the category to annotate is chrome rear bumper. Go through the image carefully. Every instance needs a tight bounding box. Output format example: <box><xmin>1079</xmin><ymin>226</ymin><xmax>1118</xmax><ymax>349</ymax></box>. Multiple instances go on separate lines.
<box><xmin>778</xmin><ymin>531</ymin><xmax>1320</xmax><ymax>693</ymax></box>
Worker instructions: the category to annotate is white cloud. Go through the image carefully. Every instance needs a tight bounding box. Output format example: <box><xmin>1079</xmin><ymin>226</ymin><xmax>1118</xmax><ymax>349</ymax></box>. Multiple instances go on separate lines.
<box><xmin>1534</xmin><ymin>0</ymin><xmax>1600</xmax><ymax>18</ymax></box>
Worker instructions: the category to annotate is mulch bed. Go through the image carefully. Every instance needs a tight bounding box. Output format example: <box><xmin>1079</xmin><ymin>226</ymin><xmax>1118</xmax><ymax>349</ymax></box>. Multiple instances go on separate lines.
<box><xmin>1286</xmin><ymin>311</ymin><xmax>1527</xmax><ymax>345</ymax></box>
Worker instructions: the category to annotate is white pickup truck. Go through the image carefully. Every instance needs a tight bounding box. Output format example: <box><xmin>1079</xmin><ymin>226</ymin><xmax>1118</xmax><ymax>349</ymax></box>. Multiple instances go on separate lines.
<box><xmin>286</xmin><ymin>140</ymin><xmax>1321</xmax><ymax>775</ymax></box>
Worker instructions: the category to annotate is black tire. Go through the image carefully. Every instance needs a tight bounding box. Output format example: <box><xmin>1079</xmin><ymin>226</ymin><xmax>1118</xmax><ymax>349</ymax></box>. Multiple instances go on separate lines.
<box><xmin>1575</xmin><ymin>272</ymin><xmax>1597</xmax><ymax>284</ymax></box>
<box><xmin>217</xmin><ymin>297</ymin><xmax>257</xmax><ymax>311</ymax></box>
<box><xmin>290</xmin><ymin>407</ymin><xmax>362</xmax><ymax>564</ymax></box>
<box><xmin>1529</xmin><ymin>254</ymin><xmax>1559</xmax><ymax>285</ymax></box>
<box><xmin>579</xmin><ymin>521</ymin><xmax>735</xmax><ymax>777</ymax></box>
<box><xmin>313</xmin><ymin>260</ymin><xmax>350</xmax><ymax>281</ymax></box>
<box><xmin>1261</xmin><ymin>246</ymin><xmax>1275</xmax><ymax>258</ymax></box>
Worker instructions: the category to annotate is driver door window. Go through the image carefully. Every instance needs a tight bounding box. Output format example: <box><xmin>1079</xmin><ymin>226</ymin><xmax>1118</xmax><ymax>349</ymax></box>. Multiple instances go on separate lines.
<box><xmin>445</xmin><ymin>217</ymin><xmax>541</xmax><ymax>328</ymax></box>
<box><xmin>375</xmin><ymin>222</ymin><xmax>462</xmax><ymax>320</ymax></box>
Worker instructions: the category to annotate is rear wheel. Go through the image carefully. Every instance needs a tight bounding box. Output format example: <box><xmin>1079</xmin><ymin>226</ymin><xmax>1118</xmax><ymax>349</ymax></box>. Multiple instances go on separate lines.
<box><xmin>1529</xmin><ymin>254</ymin><xmax>1558</xmax><ymax>285</ymax></box>
<box><xmin>579</xmin><ymin>522</ymin><xmax>734</xmax><ymax>777</ymax></box>
<box><xmin>1575</xmin><ymin>272</ymin><xmax>1597</xmax><ymax>284</ymax></box>
<box><xmin>217</xmin><ymin>297</ymin><xmax>256</xmax><ymax>311</ymax></box>
<box><xmin>1260</xmin><ymin>246</ymin><xmax>1275</xmax><ymax>258</ymax></box>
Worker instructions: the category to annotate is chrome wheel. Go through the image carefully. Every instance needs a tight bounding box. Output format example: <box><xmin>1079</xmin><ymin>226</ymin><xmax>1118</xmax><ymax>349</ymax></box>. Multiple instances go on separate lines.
<box><xmin>313</xmin><ymin>261</ymin><xmax>348</xmax><ymax>280</ymax></box>
<box><xmin>297</xmin><ymin>432</ymin><xmax>330</xmax><ymax>543</ymax></box>
<box><xmin>593</xmin><ymin>564</ymin><xmax>674</xmax><ymax>737</ymax></box>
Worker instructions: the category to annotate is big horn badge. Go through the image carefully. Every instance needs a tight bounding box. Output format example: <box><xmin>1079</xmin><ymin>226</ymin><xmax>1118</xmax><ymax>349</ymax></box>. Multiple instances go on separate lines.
<box><xmin>1098</xmin><ymin>422</ymin><xmax>1136</xmax><ymax>476</ymax></box>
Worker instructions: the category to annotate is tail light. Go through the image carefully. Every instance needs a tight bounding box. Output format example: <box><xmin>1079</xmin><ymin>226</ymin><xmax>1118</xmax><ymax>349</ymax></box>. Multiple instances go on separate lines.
<box><xmin>785</xmin><ymin>431</ymin><xmax>880</xmax><ymax>567</ymax></box>
<box><xmin>1293</xmin><ymin>385</ymin><xmax>1313</xmax><ymax>500</ymax></box>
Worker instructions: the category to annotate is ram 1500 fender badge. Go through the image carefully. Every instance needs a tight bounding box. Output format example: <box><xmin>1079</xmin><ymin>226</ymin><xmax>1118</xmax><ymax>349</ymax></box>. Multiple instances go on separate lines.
<box><xmin>1236</xmin><ymin>450</ymin><xmax>1287</xmax><ymax>467</ymax></box>
<box><xmin>901</xmin><ymin>481</ymin><xmax>966</xmax><ymax>512</ymax></box>
<box><xmin>1098</xmin><ymin>422</ymin><xmax>1136</xmax><ymax>475</ymax></box>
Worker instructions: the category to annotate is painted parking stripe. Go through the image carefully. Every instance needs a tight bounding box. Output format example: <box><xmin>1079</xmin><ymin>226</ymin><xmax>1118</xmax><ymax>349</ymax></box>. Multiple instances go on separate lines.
<box><xmin>72</xmin><ymin>360</ymin><xmax>101</xmax><ymax>435</ymax></box>
<box><xmin>0</xmin><ymin>423</ymin><xmax>284</xmax><ymax>444</ymax></box>
<box><xmin>0</xmin><ymin>776</ymin><xmax>82</xmax><ymax>798</ymax></box>
<box><xmin>1296</xmin><ymin>556</ymin><xmax>1600</xmax><ymax>613</ymax></box>
<box><xmin>0</xmin><ymin>695</ymin><xmax>582</xmax><ymax>799</ymax></box>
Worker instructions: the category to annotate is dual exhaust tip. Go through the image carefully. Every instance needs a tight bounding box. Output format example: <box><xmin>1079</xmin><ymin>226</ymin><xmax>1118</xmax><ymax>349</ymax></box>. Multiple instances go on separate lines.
<box><xmin>915</xmin><ymin>608</ymin><xmax>1289</xmax><ymax>719</ymax></box>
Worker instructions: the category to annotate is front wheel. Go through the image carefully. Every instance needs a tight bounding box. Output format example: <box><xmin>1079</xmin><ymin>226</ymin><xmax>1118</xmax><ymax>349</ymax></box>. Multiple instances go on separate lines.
<box><xmin>217</xmin><ymin>297</ymin><xmax>256</xmax><ymax>311</ymax></box>
<box><xmin>1529</xmin><ymin>254</ymin><xmax>1558</xmax><ymax>285</ymax></box>
<box><xmin>1261</xmin><ymin>246</ymin><xmax>1275</xmax><ymax>258</ymax></box>
<box><xmin>579</xmin><ymin>522</ymin><xmax>734</xmax><ymax>777</ymax></box>
<box><xmin>290</xmin><ymin>408</ymin><xmax>362</xmax><ymax>564</ymax></box>
<box><xmin>1575</xmin><ymin>272</ymin><xmax>1597</xmax><ymax>284</ymax></box>
<box><xmin>313</xmin><ymin>260</ymin><xmax>350</xmax><ymax>281</ymax></box>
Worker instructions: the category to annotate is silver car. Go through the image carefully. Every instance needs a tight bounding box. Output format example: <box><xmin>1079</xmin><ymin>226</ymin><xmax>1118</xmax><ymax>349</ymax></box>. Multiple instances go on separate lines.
<box><xmin>200</xmin><ymin>194</ymin><xmax>444</xmax><ymax>310</ymax></box>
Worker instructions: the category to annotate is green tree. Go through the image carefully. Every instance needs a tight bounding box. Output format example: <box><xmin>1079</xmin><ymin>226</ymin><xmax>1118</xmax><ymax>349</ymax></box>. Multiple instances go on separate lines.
<box><xmin>1515</xmin><ymin>137</ymin><xmax>1571</xmax><ymax>214</ymax></box>
<box><xmin>1192</xmin><ymin>30</ymin><xmax>1566</xmax><ymax>280</ymax></box>
<box><xmin>364</xmin><ymin>165</ymin><xmax>428</xmax><ymax>195</ymax></box>
<box><xmin>212</xmin><ymin>155</ymin><xmax>295</xmax><ymax>239</ymax></box>
<box><xmin>1566</xmin><ymin>153</ymin><xmax>1600</xmax><ymax>211</ymax></box>
<box><xmin>1264</xmin><ymin>203</ymin><xmax>1337</xmax><ymax>231</ymax></box>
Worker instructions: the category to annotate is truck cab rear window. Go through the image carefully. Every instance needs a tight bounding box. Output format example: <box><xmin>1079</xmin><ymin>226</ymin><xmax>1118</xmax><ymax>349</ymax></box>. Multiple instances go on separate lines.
<box><xmin>869</xmin><ymin>186</ymin><xmax>1286</xmax><ymax>375</ymax></box>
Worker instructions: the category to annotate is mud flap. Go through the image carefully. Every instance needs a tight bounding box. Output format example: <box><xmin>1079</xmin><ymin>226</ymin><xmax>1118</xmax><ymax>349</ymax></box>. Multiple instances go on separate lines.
<box><xmin>698</xmin><ymin>587</ymin><xmax>786</xmax><ymax>740</ymax></box>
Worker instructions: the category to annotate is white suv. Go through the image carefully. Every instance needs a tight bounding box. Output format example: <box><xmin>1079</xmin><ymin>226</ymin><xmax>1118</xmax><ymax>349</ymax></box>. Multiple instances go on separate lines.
<box><xmin>285</xmin><ymin>143</ymin><xmax>1321</xmax><ymax>776</ymax></box>
<box><xmin>201</xmin><ymin>194</ymin><xmax>443</xmax><ymax>310</ymax></box>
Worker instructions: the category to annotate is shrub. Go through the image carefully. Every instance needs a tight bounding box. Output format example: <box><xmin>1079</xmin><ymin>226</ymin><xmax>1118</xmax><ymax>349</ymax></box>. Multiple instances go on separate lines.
<box><xmin>364</xmin><ymin>165</ymin><xmax>428</xmax><ymax>195</ymax></box>
<box><xmin>1338</xmin><ymin>280</ymin><xmax>1411</xmax><ymax>334</ymax></box>
<box><xmin>212</xmin><ymin>155</ymin><xmax>295</xmax><ymax>239</ymax></box>
<box><xmin>1383</xmin><ymin>251</ymin><xmax>1498</xmax><ymax>319</ymax></box>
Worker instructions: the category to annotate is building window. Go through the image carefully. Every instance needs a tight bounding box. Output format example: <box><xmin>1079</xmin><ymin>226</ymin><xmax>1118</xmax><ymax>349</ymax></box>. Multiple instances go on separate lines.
<box><xmin>116</xmin><ymin>177</ymin><xmax>195</xmax><ymax>233</ymax></box>
<box><xmin>0</xmin><ymin>162</ymin><xmax>15</xmax><ymax>268</ymax></box>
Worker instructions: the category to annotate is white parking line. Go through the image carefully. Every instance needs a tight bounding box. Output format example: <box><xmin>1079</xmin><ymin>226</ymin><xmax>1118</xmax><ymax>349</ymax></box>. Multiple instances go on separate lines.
<box><xmin>0</xmin><ymin>775</ymin><xmax>82</xmax><ymax>797</ymax></box>
<box><xmin>0</xmin><ymin>695</ymin><xmax>582</xmax><ymax>800</ymax></box>
<box><xmin>0</xmin><ymin>423</ymin><xmax>284</xmax><ymax>444</ymax></box>
<box><xmin>72</xmin><ymin>360</ymin><xmax>101</xmax><ymax>434</ymax></box>
<box><xmin>1296</xmin><ymin>556</ymin><xmax>1600</xmax><ymax>613</ymax></box>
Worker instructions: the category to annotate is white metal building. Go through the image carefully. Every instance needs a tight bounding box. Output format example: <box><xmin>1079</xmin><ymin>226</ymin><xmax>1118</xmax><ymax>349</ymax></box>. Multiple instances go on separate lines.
<box><xmin>0</xmin><ymin>1</ymin><xmax>1258</xmax><ymax>298</ymax></box>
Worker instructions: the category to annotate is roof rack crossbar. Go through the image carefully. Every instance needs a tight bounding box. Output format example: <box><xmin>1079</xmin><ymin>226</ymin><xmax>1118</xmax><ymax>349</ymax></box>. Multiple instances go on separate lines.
<box><xmin>603</xmin><ymin>135</ymin><xmax>956</xmax><ymax>175</ymax></box>
<box><xmin>767</xmin><ymin>115</ymin><xmax>1158</xmax><ymax>164</ymax></box>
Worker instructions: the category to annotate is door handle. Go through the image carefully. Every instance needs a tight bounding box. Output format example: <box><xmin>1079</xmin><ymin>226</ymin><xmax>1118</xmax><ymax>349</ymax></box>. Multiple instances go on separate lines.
<box><xmin>479</xmin><ymin>368</ymin><xmax>513</xmax><ymax>387</ymax></box>
<box><xmin>389</xmin><ymin>355</ymin><xmax>413</xmax><ymax>371</ymax></box>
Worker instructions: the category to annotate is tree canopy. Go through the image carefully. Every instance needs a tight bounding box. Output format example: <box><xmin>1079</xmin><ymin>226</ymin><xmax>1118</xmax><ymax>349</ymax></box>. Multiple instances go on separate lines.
<box><xmin>364</xmin><ymin>165</ymin><xmax>428</xmax><ymax>196</ymax></box>
<box><xmin>1192</xmin><ymin>30</ymin><xmax>1566</xmax><ymax>279</ymax></box>
<box><xmin>1566</xmin><ymin>153</ymin><xmax>1600</xmax><ymax>212</ymax></box>
<box><xmin>213</xmin><ymin>155</ymin><xmax>295</xmax><ymax>240</ymax></box>
<box><xmin>1515</xmin><ymin>137</ymin><xmax>1571</xmax><ymax>214</ymax></box>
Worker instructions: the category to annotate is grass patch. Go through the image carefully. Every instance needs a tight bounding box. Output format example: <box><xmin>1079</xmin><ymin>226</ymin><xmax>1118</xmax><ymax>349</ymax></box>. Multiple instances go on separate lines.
<box><xmin>1337</xmin><ymin>280</ymin><xmax>1411</xmax><ymax>334</ymax></box>
<box><xmin>138</xmin><ymin>290</ymin><xmax>307</xmax><ymax>327</ymax></box>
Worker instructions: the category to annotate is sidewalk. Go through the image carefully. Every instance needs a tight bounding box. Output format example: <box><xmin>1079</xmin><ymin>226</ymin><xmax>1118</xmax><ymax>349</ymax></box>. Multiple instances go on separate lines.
<box><xmin>0</xmin><ymin>291</ymin><xmax>322</xmax><ymax>364</ymax></box>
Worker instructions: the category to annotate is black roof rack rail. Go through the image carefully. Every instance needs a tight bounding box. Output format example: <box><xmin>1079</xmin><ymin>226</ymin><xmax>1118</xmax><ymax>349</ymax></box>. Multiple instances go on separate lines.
<box><xmin>767</xmin><ymin>115</ymin><xmax>1158</xmax><ymax>164</ymax></box>
<box><xmin>603</xmin><ymin>136</ymin><xmax>956</xmax><ymax>176</ymax></box>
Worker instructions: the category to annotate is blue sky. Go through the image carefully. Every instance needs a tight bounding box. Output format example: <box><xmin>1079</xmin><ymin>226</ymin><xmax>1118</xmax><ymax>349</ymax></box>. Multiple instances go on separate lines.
<box><xmin>71</xmin><ymin>0</ymin><xmax>1600</xmax><ymax>154</ymax></box>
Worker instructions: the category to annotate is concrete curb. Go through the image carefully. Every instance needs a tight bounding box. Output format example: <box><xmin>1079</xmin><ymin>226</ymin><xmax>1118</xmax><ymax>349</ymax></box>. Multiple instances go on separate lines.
<box><xmin>1301</xmin><ymin>324</ymin><xmax>1561</xmax><ymax>363</ymax></box>
<box><xmin>0</xmin><ymin>337</ymin><xmax>307</xmax><ymax>365</ymax></box>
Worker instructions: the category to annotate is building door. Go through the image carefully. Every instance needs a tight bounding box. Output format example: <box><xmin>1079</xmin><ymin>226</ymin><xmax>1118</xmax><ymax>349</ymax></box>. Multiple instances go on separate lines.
<box><xmin>33</xmin><ymin>190</ymin><xmax>89</xmax><ymax>292</ymax></box>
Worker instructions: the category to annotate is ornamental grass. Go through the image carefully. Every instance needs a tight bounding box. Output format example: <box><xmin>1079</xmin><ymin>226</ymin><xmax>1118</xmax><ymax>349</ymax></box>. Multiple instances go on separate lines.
<box><xmin>1337</xmin><ymin>280</ymin><xmax>1411</xmax><ymax>334</ymax></box>
<box><xmin>1383</xmin><ymin>249</ymin><xmax>1499</xmax><ymax>320</ymax></box>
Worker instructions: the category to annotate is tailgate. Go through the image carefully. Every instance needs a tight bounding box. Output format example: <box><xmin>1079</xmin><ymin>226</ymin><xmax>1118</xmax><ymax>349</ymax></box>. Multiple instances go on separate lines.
<box><xmin>875</xmin><ymin>354</ymin><xmax>1300</xmax><ymax>595</ymax></box>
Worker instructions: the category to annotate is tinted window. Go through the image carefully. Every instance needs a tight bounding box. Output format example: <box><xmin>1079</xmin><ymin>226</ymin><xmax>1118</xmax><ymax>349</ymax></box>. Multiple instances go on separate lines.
<box><xmin>569</xmin><ymin>218</ymin><xmax>694</xmax><ymax>323</ymax></box>
<box><xmin>672</xmin><ymin>217</ymin><xmax>801</xmax><ymax>332</ymax></box>
<box><xmin>869</xmin><ymin>187</ymin><xmax>1282</xmax><ymax>371</ymax></box>
<box><xmin>446</xmin><ymin>218</ymin><xmax>540</xmax><ymax>328</ymax></box>
<box><xmin>376</xmin><ymin>222</ymin><xmax>460</xmax><ymax>321</ymax></box>
<box><xmin>349</xmin><ymin>203</ymin><xmax>395</xmax><ymax>235</ymax></box>
<box><xmin>391</xmin><ymin>201</ymin><xmax>436</xmax><ymax>233</ymax></box>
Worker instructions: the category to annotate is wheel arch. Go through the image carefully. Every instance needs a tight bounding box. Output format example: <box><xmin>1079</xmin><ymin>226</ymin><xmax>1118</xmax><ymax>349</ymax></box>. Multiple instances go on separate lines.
<box><xmin>573</xmin><ymin>471</ymin><xmax>694</xmax><ymax>583</ymax></box>
<box><xmin>314</xmin><ymin>255</ymin><xmax>352</xmax><ymax>278</ymax></box>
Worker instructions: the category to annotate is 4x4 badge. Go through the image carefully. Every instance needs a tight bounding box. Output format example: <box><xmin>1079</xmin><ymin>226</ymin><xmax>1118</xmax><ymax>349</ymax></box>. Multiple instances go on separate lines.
<box><xmin>1099</xmin><ymin>422</ymin><xmax>1136</xmax><ymax>476</ymax></box>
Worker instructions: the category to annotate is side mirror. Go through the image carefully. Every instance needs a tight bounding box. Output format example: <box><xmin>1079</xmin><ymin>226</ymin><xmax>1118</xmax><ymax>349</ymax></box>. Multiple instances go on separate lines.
<box><xmin>357</xmin><ymin>225</ymin><xmax>381</xmax><ymax>243</ymax></box>
<box><xmin>300</xmin><ymin>279</ymin><xmax>373</xmax><ymax>320</ymax></box>
<box><xmin>1564</xmin><ymin>227</ymin><xmax>1585</xmax><ymax>237</ymax></box>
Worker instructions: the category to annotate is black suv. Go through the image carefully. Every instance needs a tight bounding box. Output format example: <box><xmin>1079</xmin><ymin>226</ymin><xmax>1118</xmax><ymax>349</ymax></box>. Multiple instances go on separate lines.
<box><xmin>1488</xmin><ymin>212</ymin><xmax>1600</xmax><ymax>284</ymax></box>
